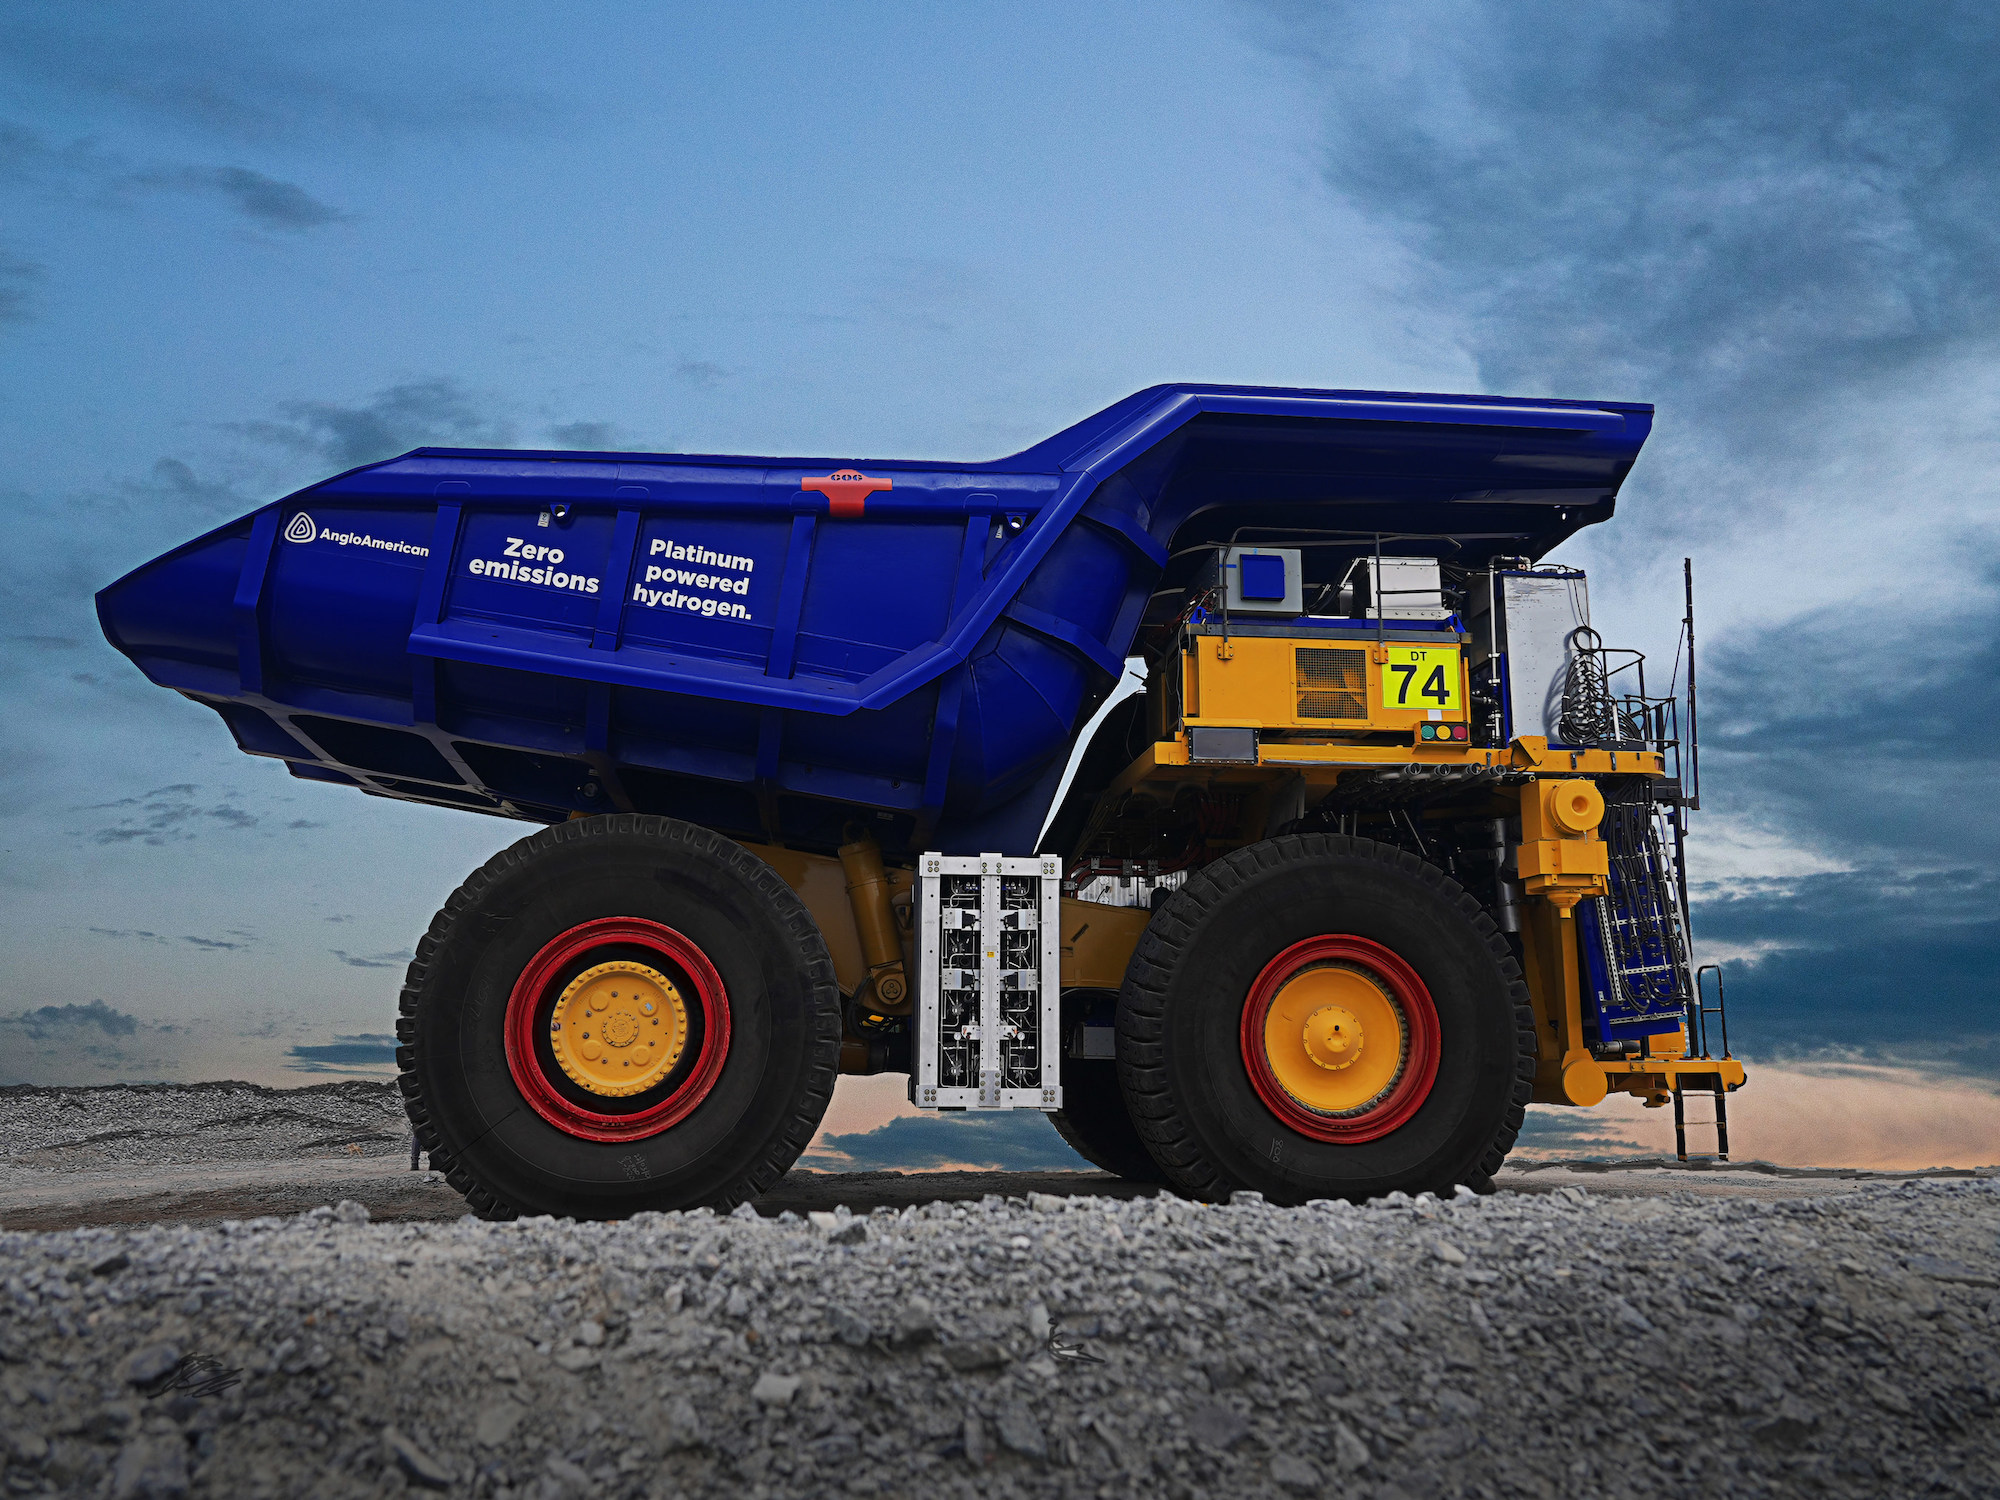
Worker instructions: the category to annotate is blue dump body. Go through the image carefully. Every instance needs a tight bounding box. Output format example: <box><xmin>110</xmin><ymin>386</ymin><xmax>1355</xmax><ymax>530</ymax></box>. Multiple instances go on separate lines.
<box><xmin>98</xmin><ymin>384</ymin><xmax>1652</xmax><ymax>856</ymax></box>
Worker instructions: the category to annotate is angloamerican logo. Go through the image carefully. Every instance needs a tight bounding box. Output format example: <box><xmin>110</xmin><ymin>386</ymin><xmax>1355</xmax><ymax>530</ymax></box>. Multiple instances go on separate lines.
<box><xmin>284</xmin><ymin>511</ymin><xmax>429</xmax><ymax>557</ymax></box>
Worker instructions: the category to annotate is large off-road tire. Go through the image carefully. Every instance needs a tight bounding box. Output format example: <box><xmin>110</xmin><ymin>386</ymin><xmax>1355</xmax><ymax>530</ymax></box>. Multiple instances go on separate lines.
<box><xmin>1049</xmin><ymin>1058</ymin><xmax>1168</xmax><ymax>1183</ymax></box>
<box><xmin>1117</xmin><ymin>835</ymin><xmax>1533</xmax><ymax>1204</ymax></box>
<box><xmin>396</xmin><ymin>815</ymin><xmax>840</xmax><ymax>1220</ymax></box>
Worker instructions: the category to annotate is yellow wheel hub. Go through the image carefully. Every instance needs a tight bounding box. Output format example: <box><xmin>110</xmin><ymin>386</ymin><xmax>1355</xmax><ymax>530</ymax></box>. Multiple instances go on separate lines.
<box><xmin>1302</xmin><ymin>1005</ymin><xmax>1362</xmax><ymax>1070</ymax></box>
<box><xmin>1262</xmin><ymin>964</ymin><xmax>1406</xmax><ymax>1115</ymax></box>
<box><xmin>549</xmin><ymin>960</ymin><xmax>688</xmax><ymax>1098</ymax></box>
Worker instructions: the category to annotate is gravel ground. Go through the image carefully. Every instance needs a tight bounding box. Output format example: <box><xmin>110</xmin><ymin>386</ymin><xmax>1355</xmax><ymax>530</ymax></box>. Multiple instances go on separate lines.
<box><xmin>2</xmin><ymin>1174</ymin><xmax>1998</xmax><ymax>1499</ymax></box>
<box><xmin>5</xmin><ymin>1083</ymin><xmax>1989</xmax><ymax>1235</ymax></box>
<box><xmin>0</xmin><ymin>1083</ymin><xmax>433</xmax><ymax>1233</ymax></box>
<box><xmin>0</xmin><ymin>1084</ymin><xmax>411</xmax><ymax>1170</ymax></box>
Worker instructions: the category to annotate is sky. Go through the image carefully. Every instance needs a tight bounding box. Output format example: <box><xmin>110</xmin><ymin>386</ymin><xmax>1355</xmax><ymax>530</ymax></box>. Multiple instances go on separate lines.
<box><xmin>2</xmin><ymin>1</ymin><xmax>1995</xmax><ymax>1170</ymax></box>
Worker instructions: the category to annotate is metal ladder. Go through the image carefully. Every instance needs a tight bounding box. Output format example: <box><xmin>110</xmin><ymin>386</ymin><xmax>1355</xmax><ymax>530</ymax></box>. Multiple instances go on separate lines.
<box><xmin>1674</xmin><ymin>964</ymin><xmax>1733</xmax><ymax>1161</ymax></box>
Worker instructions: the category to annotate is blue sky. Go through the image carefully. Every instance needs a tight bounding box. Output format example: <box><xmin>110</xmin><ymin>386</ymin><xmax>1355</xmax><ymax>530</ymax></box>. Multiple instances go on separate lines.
<box><xmin>3</xmin><ymin>2</ymin><xmax>1996</xmax><ymax>1167</ymax></box>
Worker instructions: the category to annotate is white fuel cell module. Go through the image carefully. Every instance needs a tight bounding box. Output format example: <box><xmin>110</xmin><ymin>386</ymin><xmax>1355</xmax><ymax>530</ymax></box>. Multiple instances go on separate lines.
<box><xmin>913</xmin><ymin>853</ymin><xmax>1062</xmax><ymax>1111</ymax></box>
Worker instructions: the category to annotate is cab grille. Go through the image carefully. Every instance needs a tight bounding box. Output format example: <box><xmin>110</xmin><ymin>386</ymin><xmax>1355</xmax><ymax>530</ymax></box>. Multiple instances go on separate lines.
<box><xmin>1295</xmin><ymin>647</ymin><xmax>1367</xmax><ymax>719</ymax></box>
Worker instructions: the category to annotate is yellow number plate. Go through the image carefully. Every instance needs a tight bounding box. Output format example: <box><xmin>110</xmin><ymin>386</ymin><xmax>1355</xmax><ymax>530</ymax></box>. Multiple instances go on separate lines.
<box><xmin>1379</xmin><ymin>646</ymin><xmax>1462</xmax><ymax>712</ymax></box>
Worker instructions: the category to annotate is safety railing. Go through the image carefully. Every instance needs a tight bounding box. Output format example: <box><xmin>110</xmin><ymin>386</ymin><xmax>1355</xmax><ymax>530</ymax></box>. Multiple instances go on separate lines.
<box><xmin>1691</xmin><ymin>963</ymin><xmax>1733</xmax><ymax>1061</ymax></box>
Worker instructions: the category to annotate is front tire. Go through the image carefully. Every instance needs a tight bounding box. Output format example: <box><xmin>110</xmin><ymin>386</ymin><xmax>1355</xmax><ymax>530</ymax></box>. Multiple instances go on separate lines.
<box><xmin>397</xmin><ymin>815</ymin><xmax>840</xmax><ymax>1219</ymax></box>
<box><xmin>1117</xmin><ymin>835</ymin><xmax>1533</xmax><ymax>1204</ymax></box>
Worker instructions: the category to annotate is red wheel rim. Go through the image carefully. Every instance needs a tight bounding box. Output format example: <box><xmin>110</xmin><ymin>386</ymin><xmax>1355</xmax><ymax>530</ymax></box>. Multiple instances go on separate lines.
<box><xmin>504</xmin><ymin>917</ymin><xmax>731</xmax><ymax>1143</ymax></box>
<box><xmin>1239</xmin><ymin>935</ymin><xmax>1440</xmax><ymax>1144</ymax></box>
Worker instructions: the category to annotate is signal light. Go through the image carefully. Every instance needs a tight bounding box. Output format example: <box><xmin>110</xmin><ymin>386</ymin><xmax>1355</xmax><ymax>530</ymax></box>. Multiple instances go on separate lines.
<box><xmin>1419</xmin><ymin>724</ymin><xmax>1436</xmax><ymax>740</ymax></box>
<box><xmin>1451</xmin><ymin>724</ymin><xmax>1468</xmax><ymax>741</ymax></box>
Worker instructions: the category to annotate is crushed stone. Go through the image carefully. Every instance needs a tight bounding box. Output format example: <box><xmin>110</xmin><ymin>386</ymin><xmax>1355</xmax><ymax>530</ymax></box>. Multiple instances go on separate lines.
<box><xmin>0</xmin><ymin>1175</ymin><xmax>1997</xmax><ymax>1496</ymax></box>
<box><xmin>0</xmin><ymin>1081</ymin><xmax>409</xmax><ymax>1170</ymax></box>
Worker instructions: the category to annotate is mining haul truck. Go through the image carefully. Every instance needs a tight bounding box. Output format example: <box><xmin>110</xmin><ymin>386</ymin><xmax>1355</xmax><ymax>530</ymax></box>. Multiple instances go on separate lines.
<box><xmin>97</xmin><ymin>383</ymin><xmax>1741</xmax><ymax>1218</ymax></box>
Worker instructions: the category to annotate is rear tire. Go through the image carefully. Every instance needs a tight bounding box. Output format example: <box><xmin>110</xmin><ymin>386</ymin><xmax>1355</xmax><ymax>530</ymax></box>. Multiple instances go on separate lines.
<box><xmin>1117</xmin><ymin>834</ymin><xmax>1533</xmax><ymax>1204</ymax></box>
<box><xmin>1049</xmin><ymin>1058</ymin><xmax>1168</xmax><ymax>1183</ymax></box>
<box><xmin>396</xmin><ymin>815</ymin><xmax>840</xmax><ymax>1219</ymax></box>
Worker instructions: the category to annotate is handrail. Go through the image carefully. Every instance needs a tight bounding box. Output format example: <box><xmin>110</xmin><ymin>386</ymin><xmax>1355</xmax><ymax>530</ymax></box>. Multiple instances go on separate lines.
<box><xmin>1692</xmin><ymin>963</ymin><xmax>1732</xmax><ymax>1061</ymax></box>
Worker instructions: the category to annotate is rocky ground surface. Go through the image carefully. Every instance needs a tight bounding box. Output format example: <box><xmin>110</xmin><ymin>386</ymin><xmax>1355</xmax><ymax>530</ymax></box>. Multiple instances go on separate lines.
<box><xmin>0</xmin><ymin>1083</ymin><xmax>432</xmax><ymax>1232</ymax></box>
<box><xmin>0</xmin><ymin>1084</ymin><xmax>412</xmax><ymax>1171</ymax></box>
<box><xmin>1</xmin><ymin>1174</ymin><xmax>1997</xmax><ymax>1499</ymax></box>
<box><xmin>4</xmin><ymin>1082</ymin><xmax>1987</xmax><ymax>1232</ymax></box>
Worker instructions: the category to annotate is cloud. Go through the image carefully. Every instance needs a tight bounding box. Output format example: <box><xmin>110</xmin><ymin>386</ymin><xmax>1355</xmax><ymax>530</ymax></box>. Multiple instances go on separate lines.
<box><xmin>0</xmin><ymin>461</ymin><xmax>252</xmax><ymax>647</ymax></box>
<box><xmin>1719</xmin><ymin>1059</ymin><xmax>2000</xmax><ymax>1169</ymax></box>
<box><xmin>543</xmin><ymin>419</ymin><xmax>673</xmax><ymax>454</ymax></box>
<box><xmin>180</xmin><ymin>934</ymin><xmax>250</xmax><ymax>952</ymax></box>
<box><xmin>0</xmin><ymin>1001</ymin><xmax>379</xmax><ymax>1089</ymax></box>
<box><xmin>133</xmin><ymin>164</ymin><xmax>347</xmax><ymax>230</ymax></box>
<box><xmin>1538</xmin><ymin>1058</ymin><xmax>2000</xmax><ymax>1170</ymax></box>
<box><xmin>1256</xmin><ymin>4</ymin><xmax>2000</xmax><ymax>607</ymax></box>
<box><xmin>675</xmin><ymin>361</ymin><xmax>729</xmax><ymax>390</ymax></box>
<box><xmin>79</xmin><ymin>784</ymin><xmax>262</xmax><ymax>845</ymax></box>
<box><xmin>201</xmin><ymin>165</ymin><xmax>343</xmax><ymax>228</ymax></box>
<box><xmin>545</xmin><ymin>421</ymin><xmax>623</xmax><ymax>450</ymax></box>
<box><xmin>112</xmin><ymin>460</ymin><xmax>251</xmax><ymax>525</ymax></box>
<box><xmin>805</xmin><ymin>1112</ymin><xmax>1090</xmax><ymax>1172</ymax></box>
<box><xmin>0</xmin><ymin>999</ymin><xmax>139</xmax><ymax>1040</ymax></box>
<box><xmin>1676</xmin><ymin>599</ymin><xmax>2000</xmax><ymax>1075</ymax></box>
<box><xmin>1263</xmin><ymin>2</ymin><xmax>2000</xmax><ymax>415</ymax></box>
<box><xmin>1695</xmin><ymin>870</ymin><xmax>2000</xmax><ymax>1078</ymax></box>
<box><xmin>1513</xmin><ymin>1105</ymin><xmax>1653</xmax><ymax>1158</ymax></box>
<box><xmin>1699</xmin><ymin>597</ymin><xmax>2000</xmax><ymax>867</ymax></box>
<box><xmin>0</xmin><ymin>118</ymin><xmax>97</xmax><ymax>182</ymax></box>
<box><xmin>232</xmin><ymin>378</ymin><xmax>514</xmax><ymax>468</ymax></box>
<box><xmin>329</xmin><ymin>950</ymin><xmax>412</xmax><ymax>970</ymax></box>
<box><xmin>0</xmin><ymin>119</ymin><xmax>347</xmax><ymax>233</ymax></box>
<box><xmin>285</xmin><ymin>1033</ymin><xmax>398</xmax><ymax>1072</ymax></box>
<box><xmin>0</xmin><ymin>456</ymin><xmax>252</xmax><ymax>649</ymax></box>
<box><xmin>0</xmin><ymin>999</ymin><xmax>186</xmax><ymax>1085</ymax></box>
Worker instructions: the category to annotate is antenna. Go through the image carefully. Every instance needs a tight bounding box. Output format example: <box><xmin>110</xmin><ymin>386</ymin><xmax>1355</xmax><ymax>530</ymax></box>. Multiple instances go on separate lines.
<box><xmin>1683</xmin><ymin>558</ymin><xmax>1699</xmax><ymax>812</ymax></box>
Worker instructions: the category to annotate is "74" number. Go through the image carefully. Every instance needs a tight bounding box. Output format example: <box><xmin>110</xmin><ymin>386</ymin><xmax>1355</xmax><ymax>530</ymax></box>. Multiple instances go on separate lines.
<box><xmin>1380</xmin><ymin>648</ymin><xmax>1461</xmax><ymax>711</ymax></box>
